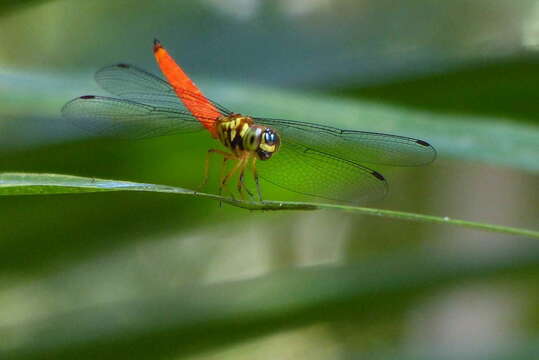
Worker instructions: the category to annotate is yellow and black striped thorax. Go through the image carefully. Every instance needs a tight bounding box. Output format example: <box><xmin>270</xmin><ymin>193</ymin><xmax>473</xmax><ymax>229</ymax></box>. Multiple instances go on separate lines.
<box><xmin>216</xmin><ymin>114</ymin><xmax>281</xmax><ymax>161</ymax></box>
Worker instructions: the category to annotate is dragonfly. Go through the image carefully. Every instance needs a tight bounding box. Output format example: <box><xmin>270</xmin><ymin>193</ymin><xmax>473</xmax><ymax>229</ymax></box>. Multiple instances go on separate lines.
<box><xmin>62</xmin><ymin>39</ymin><xmax>436</xmax><ymax>203</ymax></box>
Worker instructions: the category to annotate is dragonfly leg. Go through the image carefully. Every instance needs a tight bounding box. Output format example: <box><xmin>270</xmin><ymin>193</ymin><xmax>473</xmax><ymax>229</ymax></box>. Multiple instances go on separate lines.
<box><xmin>218</xmin><ymin>157</ymin><xmax>230</xmax><ymax>187</ymax></box>
<box><xmin>236</xmin><ymin>158</ymin><xmax>247</xmax><ymax>200</ymax></box>
<box><xmin>217</xmin><ymin>157</ymin><xmax>230</xmax><ymax>207</ymax></box>
<box><xmin>220</xmin><ymin>158</ymin><xmax>243</xmax><ymax>200</ymax></box>
<box><xmin>200</xmin><ymin>148</ymin><xmax>234</xmax><ymax>191</ymax></box>
<box><xmin>251</xmin><ymin>157</ymin><xmax>263</xmax><ymax>202</ymax></box>
<box><xmin>241</xmin><ymin>174</ymin><xmax>255</xmax><ymax>200</ymax></box>
<box><xmin>237</xmin><ymin>157</ymin><xmax>254</xmax><ymax>200</ymax></box>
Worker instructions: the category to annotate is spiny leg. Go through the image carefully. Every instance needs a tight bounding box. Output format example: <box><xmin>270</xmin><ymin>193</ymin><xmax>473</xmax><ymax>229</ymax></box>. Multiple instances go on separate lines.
<box><xmin>237</xmin><ymin>157</ymin><xmax>254</xmax><ymax>200</ymax></box>
<box><xmin>199</xmin><ymin>148</ymin><xmax>234</xmax><ymax>191</ymax></box>
<box><xmin>218</xmin><ymin>157</ymin><xmax>230</xmax><ymax>186</ymax></box>
<box><xmin>219</xmin><ymin>158</ymin><xmax>243</xmax><ymax>200</ymax></box>
<box><xmin>239</xmin><ymin>170</ymin><xmax>255</xmax><ymax>200</ymax></box>
<box><xmin>251</xmin><ymin>157</ymin><xmax>263</xmax><ymax>202</ymax></box>
<box><xmin>236</xmin><ymin>157</ymin><xmax>247</xmax><ymax>200</ymax></box>
<box><xmin>218</xmin><ymin>157</ymin><xmax>235</xmax><ymax>198</ymax></box>
<box><xmin>217</xmin><ymin>157</ymin><xmax>230</xmax><ymax>207</ymax></box>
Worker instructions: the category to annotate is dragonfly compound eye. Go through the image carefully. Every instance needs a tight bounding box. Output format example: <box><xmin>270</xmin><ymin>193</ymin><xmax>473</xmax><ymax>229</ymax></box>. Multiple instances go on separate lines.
<box><xmin>256</xmin><ymin>129</ymin><xmax>280</xmax><ymax>161</ymax></box>
<box><xmin>263</xmin><ymin>129</ymin><xmax>279</xmax><ymax>146</ymax></box>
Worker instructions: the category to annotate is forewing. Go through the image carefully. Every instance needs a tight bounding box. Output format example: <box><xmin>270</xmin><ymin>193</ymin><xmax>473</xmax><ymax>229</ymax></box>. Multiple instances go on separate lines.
<box><xmin>95</xmin><ymin>64</ymin><xmax>233</xmax><ymax>116</ymax></box>
<box><xmin>256</xmin><ymin>118</ymin><xmax>436</xmax><ymax>167</ymax></box>
<box><xmin>257</xmin><ymin>141</ymin><xmax>388</xmax><ymax>203</ymax></box>
<box><xmin>61</xmin><ymin>95</ymin><xmax>204</xmax><ymax>139</ymax></box>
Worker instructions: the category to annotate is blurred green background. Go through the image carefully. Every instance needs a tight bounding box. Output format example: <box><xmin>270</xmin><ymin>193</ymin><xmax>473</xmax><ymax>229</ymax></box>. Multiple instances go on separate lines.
<box><xmin>0</xmin><ymin>0</ymin><xmax>538</xmax><ymax>359</ymax></box>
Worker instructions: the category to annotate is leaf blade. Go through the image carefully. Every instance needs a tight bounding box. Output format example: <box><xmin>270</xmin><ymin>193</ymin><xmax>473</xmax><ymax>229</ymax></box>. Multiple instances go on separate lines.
<box><xmin>1</xmin><ymin>172</ymin><xmax>537</xmax><ymax>238</ymax></box>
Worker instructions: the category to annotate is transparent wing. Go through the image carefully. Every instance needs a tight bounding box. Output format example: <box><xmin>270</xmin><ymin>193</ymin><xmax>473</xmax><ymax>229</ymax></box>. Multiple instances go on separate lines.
<box><xmin>255</xmin><ymin>117</ymin><xmax>436</xmax><ymax>167</ymax></box>
<box><xmin>257</xmin><ymin>141</ymin><xmax>388</xmax><ymax>203</ymax></box>
<box><xmin>95</xmin><ymin>63</ymin><xmax>233</xmax><ymax>116</ymax></box>
<box><xmin>61</xmin><ymin>95</ymin><xmax>204</xmax><ymax>139</ymax></box>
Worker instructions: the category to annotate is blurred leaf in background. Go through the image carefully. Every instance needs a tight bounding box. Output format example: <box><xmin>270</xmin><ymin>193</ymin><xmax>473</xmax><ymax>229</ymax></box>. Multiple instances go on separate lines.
<box><xmin>0</xmin><ymin>0</ymin><xmax>538</xmax><ymax>359</ymax></box>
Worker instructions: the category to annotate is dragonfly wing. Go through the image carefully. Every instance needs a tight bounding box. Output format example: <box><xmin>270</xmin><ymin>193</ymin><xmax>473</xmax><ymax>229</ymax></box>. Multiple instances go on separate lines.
<box><xmin>255</xmin><ymin>118</ymin><xmax>436</xmax><ymax>167</ymax></box>
<box><xmin>95</xmin><ymin>64</ymin><xmax>233</xmax><ymax>116</ymax></box>
<box><xmin>61</xmin><ymin>95</ymin><xmax>204</xmax><ymax>139</ymax></box>
<box><xmin>257</xmin><ymin>141</ymin><xmax>388</xmax><ymax>203</ymax></box>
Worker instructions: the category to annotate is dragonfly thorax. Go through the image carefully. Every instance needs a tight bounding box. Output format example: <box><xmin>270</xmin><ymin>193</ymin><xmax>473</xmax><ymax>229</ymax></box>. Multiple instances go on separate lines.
<box><xmin>216</xmin><ymin>114</ymin><xmax>280</xmax><ymax>161</ymax></box>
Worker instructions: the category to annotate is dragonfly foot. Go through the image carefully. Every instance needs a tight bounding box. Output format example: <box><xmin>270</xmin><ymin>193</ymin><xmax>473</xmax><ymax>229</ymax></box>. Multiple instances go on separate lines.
<box><xmin>237</xmin><ymin>179</ymin><xmax>255</xmax><ymax>202</ymax></box>
<box><xmin>244</xmin><ymin>186</ymin><xmax>255</xmax><ymax>201</ymax></box>
<box><xmin>196</xmin><ymin>181</ymin><xmax>207</xmax><ymax>192</ymax></box>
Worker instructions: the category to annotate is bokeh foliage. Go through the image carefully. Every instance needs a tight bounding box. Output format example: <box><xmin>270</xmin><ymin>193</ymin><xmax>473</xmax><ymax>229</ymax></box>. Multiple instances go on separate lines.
<box><xmin>0</xmin><ymin>1</ymin><xmax>538</xmax><ymax>359</ymax></box>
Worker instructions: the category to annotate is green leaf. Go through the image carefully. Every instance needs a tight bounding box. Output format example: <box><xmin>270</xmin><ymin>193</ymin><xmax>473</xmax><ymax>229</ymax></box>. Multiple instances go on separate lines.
<box><xmin>0</xmin><ymin>0</ymin><xmax>53</xmax><ymax>16</ymax></box>
<box><xmin>349</xmin><ymin>340</ymin><xmax>539</xmax><ymax>360</ymax></box>
<box><xmin>345</xmin><ymin>57</ymin><xmax>539</xmax><ymax>125</ymax></box>
<box><xmin>1</xmin><ymin>172</ymin><xmax>537</xmax><ymax>239</ymax></box>
<box><xmin>3</xmin><ymin>245</ymin><xmax>539</xmax><ymax>360</ymax></box>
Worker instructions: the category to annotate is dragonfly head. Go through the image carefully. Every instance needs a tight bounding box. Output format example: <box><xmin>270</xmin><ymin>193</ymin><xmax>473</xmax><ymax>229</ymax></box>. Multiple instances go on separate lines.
<box><xmin>256</xmin><ymin>127</ymin><xmax>280</xmax><ymax>161</ymax></box>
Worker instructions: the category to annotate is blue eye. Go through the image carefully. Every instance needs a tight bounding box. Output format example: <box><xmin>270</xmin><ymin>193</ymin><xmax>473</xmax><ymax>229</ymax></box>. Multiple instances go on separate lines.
<box><xmin>264</xmin><ymin>131</ymin><xmax>275</xmax><ymax>144</ymax></box>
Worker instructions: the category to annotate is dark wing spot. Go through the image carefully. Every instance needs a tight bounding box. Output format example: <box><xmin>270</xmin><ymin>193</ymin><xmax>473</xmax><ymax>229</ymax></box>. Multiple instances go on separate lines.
<box><xmin>416</xmin><ymin>139</ymin><xmax>430</xmax><ymax>147</ymax></box>
<box><xmin>371</xmin><ymin>171</ymin><xmax>385</xmax><ymax>181</ymax></box>
<box><xmin>80</xmin><ymin>95</ymin><xmax>96</xmax><ymax>99</ymax></box>
<box><xmin>117</xmin><ymin>63</ymin><xmax>130</xmax><ymax>68</ymax></box>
